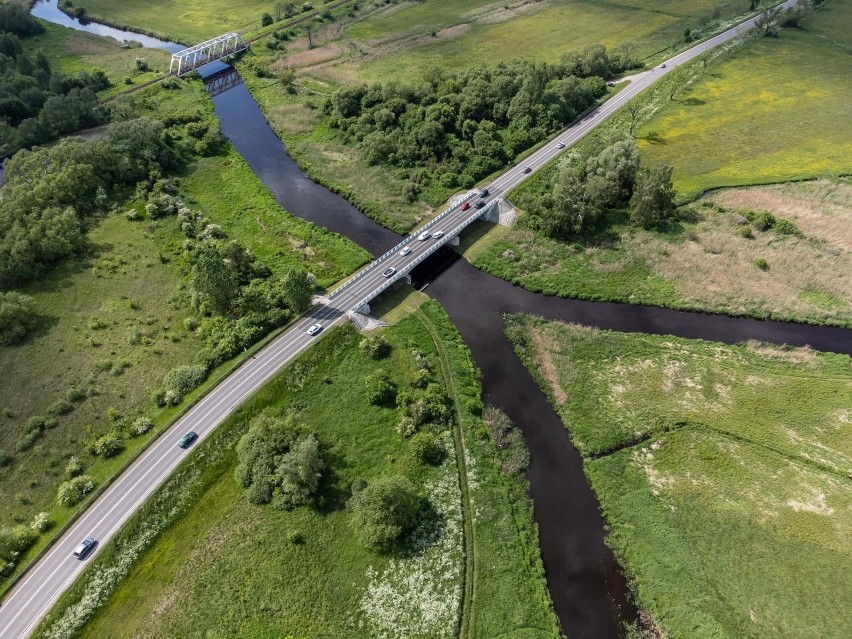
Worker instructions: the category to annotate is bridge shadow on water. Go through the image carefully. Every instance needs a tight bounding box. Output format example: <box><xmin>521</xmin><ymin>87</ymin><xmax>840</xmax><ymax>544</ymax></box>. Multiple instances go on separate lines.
<box><xmin>203</xmin><ymin>67</ymin><xmax>852</xmax><ymax>639</ymax></box>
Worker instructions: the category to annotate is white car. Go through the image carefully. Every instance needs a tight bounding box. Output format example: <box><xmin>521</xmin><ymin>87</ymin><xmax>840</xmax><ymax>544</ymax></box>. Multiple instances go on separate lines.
<box><xmin>382</xmin><ymin>267</ymin><xmax>397</xmax><ymax>278</ymax></box>
<box><xmin>556</xmin><ymin>142</ymin><xmax>565</xmax><ymax>149</ymax></box>
<box><xmin>418</xmin><ymin>231</ymin><xmax>431</xmax><ymax>241</ymax></box>
<box><xmin>306</xmin><ymin>323</ymin><xmax>323</xmax><ymax>336</ymax></box>
<box><xmin>433</xmin><ymin>231</ymin><xmax>444</xmax><ymax>239</ymax></box>
<box><xmin>399</xmin><ymin>246</ymin><xmax>412</xmax><ymax>256</ymax></box>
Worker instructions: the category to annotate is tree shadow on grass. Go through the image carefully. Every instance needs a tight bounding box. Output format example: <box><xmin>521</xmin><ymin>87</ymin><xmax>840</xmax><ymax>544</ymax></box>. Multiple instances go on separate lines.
<box><xmin>313</xmin><ymin>445</ymin><xmax>349</xmax><ymax>515</ymax></box>
<box><xmin>682</xmin><ymin>97</ymin><xmax>706</xmax><ymax>106</ymax></box>
<box><xmin>640</xmin><ymin>131</ymin><xmax>667</xmax><ymax>144</ymax></box>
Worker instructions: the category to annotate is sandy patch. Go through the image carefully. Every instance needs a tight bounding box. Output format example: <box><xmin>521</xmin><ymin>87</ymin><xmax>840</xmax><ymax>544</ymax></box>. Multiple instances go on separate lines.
<box><xmin>277</xmin><ymin>43</ymin><xmax>344</xmax><ymax>69</ymax></box>
<box><xmin>787</xmin><ymin>491</ymin><xmax>834</xmax><ymax>516</ymax></box>
<box><xmin>744</xmin><ymin>340</ymin><xmax>819</xmax><ymax>366</ymax></box>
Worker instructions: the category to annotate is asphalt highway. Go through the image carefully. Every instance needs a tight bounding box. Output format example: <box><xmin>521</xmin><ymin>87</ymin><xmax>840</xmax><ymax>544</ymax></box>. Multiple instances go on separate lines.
<box><xmin>0</xmin><ymin>3</ymin><xmax>798</xmax><ymax>636</ymax></box>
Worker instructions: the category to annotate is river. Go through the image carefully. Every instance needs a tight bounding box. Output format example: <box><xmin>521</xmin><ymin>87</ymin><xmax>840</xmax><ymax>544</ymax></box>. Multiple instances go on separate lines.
<box><xmin>28</xmin><ymin>6</ymin><xmax>852</xmax><ymax>639</ymax></box>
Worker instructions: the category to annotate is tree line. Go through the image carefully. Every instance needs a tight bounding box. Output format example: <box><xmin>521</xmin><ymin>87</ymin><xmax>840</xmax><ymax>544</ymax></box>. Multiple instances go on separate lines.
<box><xmin>322</xmin><ymin>44</ymin><xmax>639</xmax><ymax>197</ymax></box>
<box><xmin>0</xmin><ymin>10</ymin><xmax>111</xmax><ymax>156</ymax></box>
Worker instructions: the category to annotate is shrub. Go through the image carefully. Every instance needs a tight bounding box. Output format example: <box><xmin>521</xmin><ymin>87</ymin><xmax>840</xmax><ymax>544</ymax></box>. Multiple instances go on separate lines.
<box><xmin>774</xmin><ymin>218</ymin><xmax>804</xmax><ymax>237</ymax></box>
<box><xmin>409</xmin><ymin>368</ymin><xmax>430</xmax><ymax>389</ymax></box>
<box><xmin>30</xmin><ymin>512</ymin><xmax>51</xmax><ymax>532</ymax></box>
<box><xmin>48</xmin><ymin>399</ymin><xmax>74</xmax><ymax>416</ymax></box>
<box><xmin>409</xmin><ymin>432</ymin><xmax>446</xmax><ymax>466</ymax></box>
<box><xmin>756</xmin><ymin>258</ymin><xmax>769</xmax><ymax>271</ymax></box>
<box><xmin>364</xmin><ymin>369</ymin><xmax>396</xmax><ymax>406</ymax></box>
<box><xmin>0</xmin><ymin>449</ymin><xmax>11</xmax><ymax>467</ymax></box>
<box><xmin>145</xmin><ymin>193</ymin><xmax>181</xmax><ymax>220</ymax></box>
<box><xmin>130</xmin><ymin>417</ymin><xmax>154</xmax><ymax>436</ymax></box>
<box><xmin>0</xmin><ymin>291</ymin><xmax>39</xmax><ymax>346</ymax></box>
<box><xmin>359</xmin><ymin>335</ymin><xmax>391</xmax><ymax>359</ymax></box>
<box><xmin>89</xmin><ymin>432</ymin><xmax>124</xmax><ymax>458</ymax></box>
<box><xmin>16</xmin><ymin>416</ymin><xmax>53</xmax><ymax>452</ymax></box>
<box><xmin>261</xmin><ymin>12</ymin><xmax>273</xmax><ymax>26</ymax></box>
<box><xmin>57</xmin><ymin>475</ymin><xmax>95</xmax><ymax>507</ymax></box>
<box><xmin>65</xmin><ymin>455</ymin><xmax>83</xmax><ymax>478</ymax></box>
<box><xmin>349</xmin><ymin>475</ymin><xmax>423</xmax><ymax>551</ymax></box>
<box><xmin>740</xmin><ymin>226</ymin><xmax>754</xmax><ymax>239</ymax></box>
<box><xmin>135</xmin><ymin>58</ymin><xmax>148</xmax><ymax>72</ymax></box>
<box><xmin>66</xmin><ymin>386</ymin><xmax>86</xmax><ymax>403</ymax></box>
<box><xmin>0</xmin><ymin>525</ymin><xmax>37</xmax><ymax>577</ymax></box>
<box><xmin>288</xmin><ymin>530</ymin><xmax>305</xmax><ymax>544</ymax></box>
<box><xmin>161</xmin><ymin>365</ymin><xmax>207</xmax><ymax>404</ymax></box>
<box><xmin>484</xmin><ymin>406</ymin><xmax>530</xmax><ymax>475</ymax></box>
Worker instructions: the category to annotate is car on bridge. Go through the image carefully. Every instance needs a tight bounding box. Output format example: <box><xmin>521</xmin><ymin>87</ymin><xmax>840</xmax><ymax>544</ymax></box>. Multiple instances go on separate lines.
<box><xmin>461</xmin><ymin>201</ymin><xmax>471</xmax><ymax>211</ymax></box>
<box><xmin>382</xmin><ymin>267</ymin><xmax>396</xmax><ymax>278</ymax></box>
<box><xmin>307</xmin><ymin>323</ymin><xmax>323</xmax><ymax>336</ymax></box>
<box><xmin>433</xmin><ymin>231</ymin><xmax>444</xmax><ymax>239</ymax></box>
<box><xmin>418</xmin><ymin>231</ymin><xmax>431</xmax><ymax>241</ymax></box>
<box><xmin>475</xmin><ymin>200</ymin><xmax>485</xmax><ymax>209</ymax></box>
<box><xmin>479</xmin><ymin>188</ymin><xmax>489</xmax><ymax>198</ymax></box>
<box><xmin>178</xmin><ymin>431</ymin><xmax>198</xmax><ymax>449</ymax></box>
<box><xmin>399</xmin><ymin>246</ymin><xmax>412</xmax><ymax>256</ymax></box>
<box><xmin>72</xmin><ymin>537</ymin><xmax>97</xmax><ymax>560</ymax></box>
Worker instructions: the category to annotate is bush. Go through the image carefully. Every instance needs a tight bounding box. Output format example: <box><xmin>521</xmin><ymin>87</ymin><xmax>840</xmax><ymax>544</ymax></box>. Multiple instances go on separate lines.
<box><xmin>89</xmin><ymin>431</ymin><xmax>124</xmax><ymax>458</ymax></box>
<box><xmin>288</xmin><ymin>530</ymin><xmax>305</xmax><ymax>544</ymax></box>
<box><xmin>0</xmin><ymin>449</ymin><xmax>11</xmax><ymax>467</ymax></box>
<box><xmin>408</xmin><ymin>432</ymin><xmax>446</xmax><ymax>466</ymax></box>
<box><xmin>261</xmin><ymin>12</ymin><xmax>274</xmax><ymax>26</ymax></box>
<box><xmin>30</xmin><ymin>512</ymin><xmax>51</xmax><ymax>533</ymax></box>
<box><xmin>756</xmin><ymin>258</ymin><xmax>769</xmax><ymax>271</ymax></box>
<box><xmin>130</xmin><ymin>417</ymin><xmax>154</xmax><ymax>436</ymax></box>
<box><xmin>774</xmin><ymin>218</ymin><xmax>804</xmax><ymax>237</ymax></box>
<box><xmin>16</xmin><ymin>416</ymin><xmax>54</xmax><ymax>452</ymax></box>
<box><xmin>65</xmin><ymin>455</ymin><xmax>83</xmax><ymax>478</ymax></box>
<box><xmin>0</xmin><ymin>524</ymin><xmax>37</xmax><ymax>577</ymax></box>
<box><xmin>740</xmin><ymin>226</ymin><xmax>754</xmax><ymax>239</ymax></box>
<box><xmin>359</xmin><ymin>335</ymin><xmax>391</xmax><ymax>359</ymax></box>
<box><xmin>364</xmin><ymin>369</ymin><xmax>396</xmax><ymax>406</ymax></box>
<box><xmin>349</xmin><ymin>475</ymin><xmax>423</xmax><ymax>551</ymax></box>
<box><xmin>0</xmin><ymin>292</ymin><xmax>39</xmax><ymax>346</ymax></box>
<box><xmin>57</xmin><ymin>475</ymin><xmax>95</xmax><ymax>507</ymax></box>
<box><xmin>48</xmin><ymin>399</ymin><xmax>74</xmax><ymax>416</ymax></box>
<box><xmin>484</xmin><ymin>406</ymin><xmax>530</xmax><ymax>475</ymax></box>
<box><xmin>66</xmin><ymin>386</ymin><xmax>86</xmax><ymax>403</ymax></box>
<box><xmin>135</xmin><ymin>57</ymin><xmax>148</xmax><ymax>72</ymax></box>
<box><xmin>161</xmin><ymin>364</ymin><xmax>207</xmax><ymax>404</ymax></box>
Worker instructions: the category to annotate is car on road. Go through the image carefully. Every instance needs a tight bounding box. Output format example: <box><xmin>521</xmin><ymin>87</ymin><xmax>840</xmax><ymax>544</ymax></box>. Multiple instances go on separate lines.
<box><xmin>556</xmin><ymin>142</ymin><xmax>565</xmax><ymax>149</ymax></box>
<box><xmin>178</xmin><ymin>431</ymin><xmax>198</xmax><ymax>449</ymax></box>
<box><xmin>433</xmin><ymin>231</ymin><xmax>444</xmax><ymax>239</ymax></box>
<box><xmin>474</xmin><ymin>200</ymin><xmax>485</xmax><ymax>209</ymax></box>
<box><xmin>479</xmin><ymin>188</ymin><xmax>489</xmax><ymax>198</ymax></box>
<box><xmin>461</xmin><ymin>201</ymin><xmax>471</xmax><ymax>211</ymax></box>
<box><xmin>399</xmin><ymin>246</ymin><xmax>412</xmax><ymax>256</ymax></box>
<box><xmin>72</xmin><ymin>537</ymin><xmax>97</xmax><ymax>560</ymax></box>
<box><xmin>660</xmin><ymin>63</ymin><xmax>666</xmax><ymax>68</ymax></box>
<box><xmin>382</xmin><ymin>267</ymin><xmax>396</xmax><ymax>278</ymax></box>
<box><xmin>418</xmin><ymin>231</ymin><xmax>431</xmax><ymax>241</ymax></box>
<box><xmin>606</xmin><ymin>81</ymin><xmax>615</xmax><ymax>87</ymax></box>
<box><xmin>306</xmin><ymin>323</ymin><xmax>323</xmax><ymax>336</ymax></box>
<box><xmin>522</xmin><ymin>166</ymin><xmax>532</xmax><ymax>174</ymax></box>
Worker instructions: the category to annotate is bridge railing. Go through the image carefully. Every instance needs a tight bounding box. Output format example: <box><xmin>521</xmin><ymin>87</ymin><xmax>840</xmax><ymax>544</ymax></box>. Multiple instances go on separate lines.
<box><xmin>327</xmin><ymin>190</ymin><xmax>477</xmax><ymax>301</ymax></box>
<box><xmin>347</xmin><ymin>200</ymin><xmax>495</xmax><ymax>313</ymax></box>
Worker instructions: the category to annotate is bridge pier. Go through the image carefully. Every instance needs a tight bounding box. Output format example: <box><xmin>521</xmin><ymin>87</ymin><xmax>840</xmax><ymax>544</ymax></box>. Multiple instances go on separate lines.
<box><xmin>481</xmin><ymin>199</ymin><xmax>515</xmax><ymax>226</ymax></box>
<box><xmin>447</xmin><ymin>236</ymin><xmax>460</xmax><ymax>246</ymax></box>
<box><xmin>354</xmin><ymin>302</ymin><xmax>371</xmax><ymax>315</ymax></box>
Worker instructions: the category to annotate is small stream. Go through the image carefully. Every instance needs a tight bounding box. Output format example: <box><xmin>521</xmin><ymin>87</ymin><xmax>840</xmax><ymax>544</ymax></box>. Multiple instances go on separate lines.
<box><xmin>29</xmin><ymin>7</ymin><xmax>852</xmax><ymax>639</ymax></box>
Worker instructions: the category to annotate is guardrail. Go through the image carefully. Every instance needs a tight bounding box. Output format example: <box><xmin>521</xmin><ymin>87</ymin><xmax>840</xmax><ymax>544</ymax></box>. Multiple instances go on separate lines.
<box><xmin>347</xmin><ymin>200</ymin><xmax>495</xmax><ymax>313</ymax></box>
<box><xmin>327</xmin><ymin>191</ymin><xmax>477</xmax><ymax>301</ymax></box>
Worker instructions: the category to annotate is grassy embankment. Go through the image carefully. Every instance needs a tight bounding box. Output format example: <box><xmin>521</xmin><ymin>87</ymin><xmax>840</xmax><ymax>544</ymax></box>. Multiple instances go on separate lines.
<box><xmin>0</xmin><ymin>62</ymin><xmax>366</xmax><ymax>591</ymax></box>
<box><xmin>469</xmin><ymin>11</ymin><xmax>852</xmax><ymax>327</ymax></box>
<box><xmin>38</xmin><ymin>302</ymin><xmax>559</xmax><ymax>639</ymax></box>
<box><xmin>507</xmin><ymin>314</ymin><xmax>852</xmax><ymax>639</ymax></box>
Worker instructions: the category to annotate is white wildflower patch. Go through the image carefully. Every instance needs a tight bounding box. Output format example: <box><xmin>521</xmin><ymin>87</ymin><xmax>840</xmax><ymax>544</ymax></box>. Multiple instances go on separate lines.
<box><xmin>359</xmin><ymin>435</ymin><xmax>464</xmax><ymax>639</ymax></box>
<box><xmin>631</xmin><ymin>446</ymin><xmax>674</xmax><ymax>498</ymax></box>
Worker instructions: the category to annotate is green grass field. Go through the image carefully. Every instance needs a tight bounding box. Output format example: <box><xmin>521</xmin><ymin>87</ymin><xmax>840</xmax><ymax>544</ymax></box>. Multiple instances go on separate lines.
<box><xmin>507</xmin><ymin>315</ymin><xmax>852</xmax><ymax>639</ymax></box>
<box><xmin>41</xmin><ymin>303</ymin><xmax>559</xmax><ymax>639</ymax></box>
<box><xmin>346</xmin><ymin>0</ymin><xmax>749</xmax><ymax>83</ymax></box>
<box><xmin>637</xmin><ymin>2</ymin><xmax>852</xmax><ymax>198</ymax></box>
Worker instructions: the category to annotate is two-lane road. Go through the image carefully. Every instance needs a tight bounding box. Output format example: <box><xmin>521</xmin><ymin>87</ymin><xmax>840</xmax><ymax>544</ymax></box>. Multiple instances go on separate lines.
<box><xmin>0</xmin><ymin>3</ymin><xmax>798</xmax><ymax>636</ymax></box>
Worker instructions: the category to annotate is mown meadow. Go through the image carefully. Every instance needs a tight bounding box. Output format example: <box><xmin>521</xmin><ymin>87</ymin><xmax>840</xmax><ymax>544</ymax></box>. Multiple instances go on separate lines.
<box><xmin>507</xmin><ymin>315</ymin><xmax>852</xmax><ymax>639</ymax></box>
<box><xmin>0</xmin><ymin>27</ymin><xmax>366</xmax><ymax>592</ymax></box>
<box><xmin>38</xmin><ymin>302</ymin><xmax>560</xmax><ymax>639</ymax></box>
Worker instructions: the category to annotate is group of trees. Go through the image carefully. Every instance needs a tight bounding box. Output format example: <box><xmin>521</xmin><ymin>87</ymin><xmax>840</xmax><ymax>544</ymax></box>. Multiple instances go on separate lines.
<box><xmin>235</xmin><ymin>411</ymin><xmax>324</xmax><ymax>510</ymax></box>
<box><xmin>0</xmin><ymin>117</ymin><xmax>175</xmax><ymax>287</ymax></box>
<box><xmin>323</xmin><ymin>44</ymin><xmax>638</xmax><ymax>193</ymax></box>
<box><xmin>522</xmin><ymin>134</ymin><xmax>677</xmax><ymax>239</ymax></box>
<box><xmin>0</xmin><ymin>10</ymin><xmax>111</xmax><ymax>156</ymax></box>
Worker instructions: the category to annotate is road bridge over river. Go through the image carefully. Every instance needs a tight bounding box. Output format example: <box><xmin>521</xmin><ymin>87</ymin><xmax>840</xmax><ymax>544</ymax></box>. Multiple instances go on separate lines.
<box><xmin>0</xmin><ymin>2</ymin><xmax>802</xmax><ymax>636</ymax></box>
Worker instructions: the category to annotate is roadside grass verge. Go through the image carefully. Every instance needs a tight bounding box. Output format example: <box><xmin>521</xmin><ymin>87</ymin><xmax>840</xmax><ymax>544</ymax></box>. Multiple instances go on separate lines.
<box><xmin>39</xmin><ymin>303</ymin><xmax>558</xmax><ymax>638</ymax></box>
<box><xmin>507</xmin><ymin>315</ymin><xmax>852</xmax><ymax>639</ymax></box>
<box><xmin>637</xmin><ymin>5</ymin><xmax>852</xmax><ymax>198</ymax></box>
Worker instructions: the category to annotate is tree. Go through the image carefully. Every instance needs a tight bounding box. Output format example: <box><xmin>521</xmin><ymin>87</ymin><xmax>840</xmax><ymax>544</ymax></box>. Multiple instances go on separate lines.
<box><xmin>349</xmin><ymin>475</ymin><xmax>423</xmax><ymax>551</ymax></box>
<box><xmin>235</xmin><ymin>411</ymin><xmax>323</xmax><ymax>509</ymax></box>
<box><xmin>359</xmin><ymin>335</ymin><xmax>390</xmax><ymax>359</ymax></box>
<box><xmin>261</xmin><ymin>12</ymin><xmax>274</xmax><ymax>27</ymax></box>
<box><xmin>629</xmin><ymin>164</ymin><xmax>678</xmax><ymax>229</ymax></box>
<box><xmin>277</xmin><ymin>2</ymin><xmax>296</xmax><ymax>19</ymax></box>
<box><xmin>755</xmin><ymin>7</ymin><xmax>781</xmax><ymax>36</ymax></box>
<box><xmin>279</xmin><ymin>267</ymin><xmax>313</xmax><ymax>312</ymax></box>
<box><xmin>192</xmin><ymin>246</ymin><xmax>238</xmax><ymax>315</ymax></box>
<box><xmin>625</xmin><ymin>97</ymin><xmax>649</xmax><ymax>137</ymax></box>
<box><xmin>57</xmin><ymin>475</ymin><xmax>95</xmax><ymax>507</ymax></box>
<box><xmin>546</xmin><ymin>164</ymin><xmax>600</xmax><ymax>237</ymax></box>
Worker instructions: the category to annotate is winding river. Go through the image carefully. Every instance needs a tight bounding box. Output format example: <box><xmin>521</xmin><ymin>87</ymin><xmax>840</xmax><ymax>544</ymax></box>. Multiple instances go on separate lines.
<box><xmin>29</xmin><ymin>5</ymin><xmax>852</xmax><ymax>638</ymax></box>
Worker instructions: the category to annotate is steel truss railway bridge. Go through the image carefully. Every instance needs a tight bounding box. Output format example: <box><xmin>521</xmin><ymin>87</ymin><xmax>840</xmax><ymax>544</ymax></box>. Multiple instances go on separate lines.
<box><xmin>169</xmin><ymin>32</ymin><xmax>247</xmax><ymax>76</ymax></box>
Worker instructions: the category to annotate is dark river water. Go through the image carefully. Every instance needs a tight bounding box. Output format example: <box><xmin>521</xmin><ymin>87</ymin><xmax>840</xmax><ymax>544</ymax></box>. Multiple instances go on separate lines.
<box><xmin>31</xmin><ymin>8</ymin><xmax>852</xmax><ymax>639</ymax></box>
